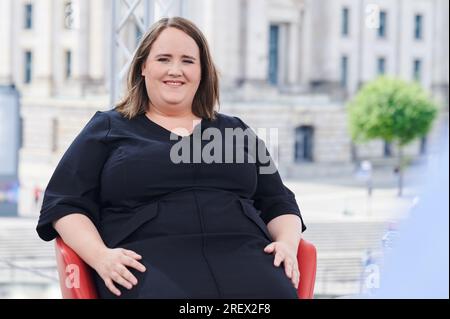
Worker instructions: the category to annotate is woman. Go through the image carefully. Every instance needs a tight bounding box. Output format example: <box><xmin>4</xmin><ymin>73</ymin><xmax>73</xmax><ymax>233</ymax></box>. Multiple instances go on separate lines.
<box><xmin>36</xmin><ymin>17</ymin><xmax>306</xmax><ymax>299</ymax></box>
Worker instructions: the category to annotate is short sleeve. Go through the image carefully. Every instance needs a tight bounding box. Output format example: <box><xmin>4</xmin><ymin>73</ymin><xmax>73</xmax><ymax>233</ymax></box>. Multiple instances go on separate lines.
<box><xmin>234</xmin><ymin>116</ymin><xmax>307</xmax><ymax>233</ymax></box>
<box><xmin>36</xmin><ymin>111</ymin><xmax>111</xmax><ymax>241</ymax></box>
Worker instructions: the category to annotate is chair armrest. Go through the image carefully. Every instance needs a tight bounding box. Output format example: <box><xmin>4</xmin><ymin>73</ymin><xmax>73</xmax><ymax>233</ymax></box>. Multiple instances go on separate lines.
<box><xmin>55</xmin><ymin>236</ymin><xmax>98</xmax><ymax>299</ymax></box>
<box><xmin>296</xmin><ymin>239</ymin><xmax>317</xmax><ymax>299</ymax></box>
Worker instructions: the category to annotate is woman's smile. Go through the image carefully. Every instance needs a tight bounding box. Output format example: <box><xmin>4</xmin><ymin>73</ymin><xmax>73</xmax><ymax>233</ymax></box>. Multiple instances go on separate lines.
<box><xmin>163</xmin><ymin>80</ymin><xmax>185</xmax><ymax>88</ymax></box>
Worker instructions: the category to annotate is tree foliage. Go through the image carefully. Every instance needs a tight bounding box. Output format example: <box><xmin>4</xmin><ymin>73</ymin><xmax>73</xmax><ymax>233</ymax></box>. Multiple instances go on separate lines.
<box><xmin>348</xmin><ymin>77</ymin><xmax>438</xmax><ymax>146</ymax></box>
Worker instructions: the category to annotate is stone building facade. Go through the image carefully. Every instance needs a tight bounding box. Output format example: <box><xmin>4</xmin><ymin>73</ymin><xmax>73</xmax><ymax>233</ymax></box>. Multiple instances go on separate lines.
<box><xmin>0</xmin><ymin>0</ymin><xmax>447</xmax><ymax>216</ymax></box>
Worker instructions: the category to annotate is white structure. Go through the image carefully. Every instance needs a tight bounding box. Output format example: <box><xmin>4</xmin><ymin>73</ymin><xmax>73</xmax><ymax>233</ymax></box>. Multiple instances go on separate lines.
<box><xmin>300</xmin><ymin>0</ymin><xmax>449</xmax><ymax>104</ymax></box>
<box><xmin>1</xmin><ymin>0</ymin><xmax>448</xmax><ymax>97</ymax></box>
<box><xmin>0</xmin><ymin>0</ymin><xmax>447</xmax><ymax>216</ymax></box>
<box><xmin>298</xmin><ymin>0</ymin><xmax>449</xmax><ymax>161</ymax></box>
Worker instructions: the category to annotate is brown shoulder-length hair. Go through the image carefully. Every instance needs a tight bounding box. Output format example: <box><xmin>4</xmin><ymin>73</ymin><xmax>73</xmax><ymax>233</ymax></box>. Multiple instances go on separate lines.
<box><xmin>115</xmin><ymin>16</ymin><xmax>220</xmax><ymax>120</ymax></box>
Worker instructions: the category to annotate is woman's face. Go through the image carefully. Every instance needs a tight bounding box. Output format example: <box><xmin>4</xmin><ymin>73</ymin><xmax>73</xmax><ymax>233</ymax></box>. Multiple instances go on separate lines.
<box><xmin>141</xmin><ymin>27</ymin><xmax>201</xmax><ymax>113</ymax></box>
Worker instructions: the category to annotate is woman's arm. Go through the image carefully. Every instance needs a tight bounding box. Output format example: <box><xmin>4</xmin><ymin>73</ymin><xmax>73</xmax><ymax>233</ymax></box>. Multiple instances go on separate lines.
<box><xmin>53</xmin><ymin>214</ymin><xmax>146</xmax><ymax>296</ymax></box>
<box><xmin>264</xmin><ymin>214</ymin><xmax>303</xmax><ymax>289</ymax></box>
<box><xmin>266</xmin><ymin>214</ymin><xmax>303</xmax><ymax>250</ymax></box>
<box><xmin>53</xmin><ymin>213</ymin><xmax>108</xmax><ymax>267</ymax></box>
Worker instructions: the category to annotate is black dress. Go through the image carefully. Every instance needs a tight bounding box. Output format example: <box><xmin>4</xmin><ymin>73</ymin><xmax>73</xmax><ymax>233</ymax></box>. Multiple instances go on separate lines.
<box><xmin>36</xmin><ymin>109</ymin><xmax>307</xmax><ymax>299</ymax></box>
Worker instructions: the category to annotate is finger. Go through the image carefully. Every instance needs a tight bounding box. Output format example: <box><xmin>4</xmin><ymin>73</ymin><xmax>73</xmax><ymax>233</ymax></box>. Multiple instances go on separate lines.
<box><xmin>274</xmin><ymin>252</ymin><xmax>284</xmax><ymax>267</ymax></box>
<box><xmin>123</xmin><ymin>249</ymin><xmax>142</xmax><ymax>260</ymax></box>
<box><xmin>292</xmin><ymin>267</ymin><xmax>300</xmax><ymax>287</ymax></box>
<box><xmin>122</xmin><ymin>255</ymin><xmax>146</xmax><ymax>273</ymax></box>
<box><xmin>117</xmin><ymin>264</ymin><xmax>138</xmax><ymax>286</ymax></box>
<box><xmin>293</xmin><ymin>269</ymin><xmax>300</xmax><ymax>288</ymax></box>
<box><xmin>105</xmin><ymin>278</ymin><xmax>121</xmax><ymax>296</ymax></box>
<box><xmin>284</xmin><ymin>260</ymin><xmax>293</xmax><ymax>279</ymax></box>
<box><xmin>264</xmin><ymin>243</ymin><xmax>275</xmax><ymax>253</ymax></box>
<box><xmin>111</xmin><ymin>271</ymin><xmax>133</xmax><ymax>290</ymax></box>
<box><xmin>291</xmin><ymin>268</ymin><xmax>297</xmax><ymax>287</ymax></box>
<box><xmin>290</xmin><ymin>264</ymin><xmax>296</xmax><ymax>285</ymax></box>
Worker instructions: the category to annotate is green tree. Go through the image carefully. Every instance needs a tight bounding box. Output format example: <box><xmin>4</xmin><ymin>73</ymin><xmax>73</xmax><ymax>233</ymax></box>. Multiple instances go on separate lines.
<box><xmin>348</xmin><ymin>76</ymin><xmax>438</xmax><ymax>196</ymax></box>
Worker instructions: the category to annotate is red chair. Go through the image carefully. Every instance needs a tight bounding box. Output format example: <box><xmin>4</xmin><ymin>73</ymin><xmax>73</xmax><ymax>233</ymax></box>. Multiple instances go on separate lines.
<box><xmin>55</xmin><ymin>237</ymin><xmax>317</xmax><ymax>299</ymax></box>
<box><xmin>296</xmin><ymin>239</ymin><xmax>317</xmax><ymax>299</ymax></box>
<box><xmin>55</xmin><ymin>237</ymin><xmax>99</xmax><ymax>299</ymax></box>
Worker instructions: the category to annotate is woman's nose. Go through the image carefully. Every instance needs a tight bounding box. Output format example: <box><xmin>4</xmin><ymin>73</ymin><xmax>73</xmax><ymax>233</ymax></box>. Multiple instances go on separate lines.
<box><xmin>168</xmin><ymin>62</ymin><xmax>183</xmax><ymax>76</ymax></box>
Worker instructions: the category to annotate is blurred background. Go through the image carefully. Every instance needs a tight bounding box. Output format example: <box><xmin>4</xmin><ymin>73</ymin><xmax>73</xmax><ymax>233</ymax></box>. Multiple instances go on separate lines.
<box><xmin>0</xmin><ymin>0</ymin><xmax>448</xmax><ymax>298</ymax></box>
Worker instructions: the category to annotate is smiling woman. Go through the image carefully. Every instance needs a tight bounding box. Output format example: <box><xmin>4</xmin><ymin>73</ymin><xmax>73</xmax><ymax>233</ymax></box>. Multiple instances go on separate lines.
<box><xmin>37</xmin><ymin>17</ymin><xmax>306</xmax><ymax>299</ymax></box>
<box><xmin>141</xmin><ymin>27</ymin><xmax>201</xmax><ymax>119</ymax></box>
<box><xmin>115</xmin><ymin>17</ymin><xmax>219</xmax><ymax>124</ymax></box>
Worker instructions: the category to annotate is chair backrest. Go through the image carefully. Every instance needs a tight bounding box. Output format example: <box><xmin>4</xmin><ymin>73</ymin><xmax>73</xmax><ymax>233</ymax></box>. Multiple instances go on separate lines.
<box><xmin>55</xmin><ymin>237</ymin><xmax>317</xmax><ymax>299</ymax></box>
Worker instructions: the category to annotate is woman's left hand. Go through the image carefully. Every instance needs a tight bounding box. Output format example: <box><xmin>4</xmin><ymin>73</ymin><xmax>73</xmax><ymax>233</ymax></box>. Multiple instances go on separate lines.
<box><xmin>264</xmin><ymin>241</ymin><xmax>300</xmax><ymax>289</ymax></box>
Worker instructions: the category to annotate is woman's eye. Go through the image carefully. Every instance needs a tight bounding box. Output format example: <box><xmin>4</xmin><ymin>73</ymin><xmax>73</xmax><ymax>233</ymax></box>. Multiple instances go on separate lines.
<box><xmin>157</xmin><ymin>58</ymin><xmax>193</xmax><ymax>64</ymax></box>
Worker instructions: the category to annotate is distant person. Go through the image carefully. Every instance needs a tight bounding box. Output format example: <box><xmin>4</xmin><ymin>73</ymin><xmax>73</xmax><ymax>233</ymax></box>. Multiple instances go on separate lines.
<box><xmin>33</xmin><ymin>186</ymin><xmax>42</xmax><ymax>205</ymax></box>
<box><xmin>36</xmin><ymin>17</ymin><xmax>306</xmax><ymax>298</ymax></box>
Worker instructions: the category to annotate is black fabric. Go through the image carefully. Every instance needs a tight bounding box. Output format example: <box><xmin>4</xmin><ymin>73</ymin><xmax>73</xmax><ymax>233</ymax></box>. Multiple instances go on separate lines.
<box><xmin>37</xmin><ymin>109</ymin><xmax>306</xmax><ymax>299</ymax></box>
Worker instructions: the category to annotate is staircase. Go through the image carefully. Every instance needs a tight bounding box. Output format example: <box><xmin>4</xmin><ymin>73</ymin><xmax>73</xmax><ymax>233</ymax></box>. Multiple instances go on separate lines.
<box><xmin>303</xmin><ymin>220</ymin><xmax>388</xmax><ymax>297</ymax></box>
<box><xmin>0</xmin><ymin>219</ymin><xmax>57</xmax><ymax>287</ymax></box>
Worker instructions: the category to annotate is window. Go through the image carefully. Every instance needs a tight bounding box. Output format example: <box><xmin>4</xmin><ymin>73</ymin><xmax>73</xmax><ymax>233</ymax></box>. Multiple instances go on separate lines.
<box><xmin>342</xmin><ymin>7</ymin><xmax>350</xmax><ymax>37</ymax></box>
<box><xmin>24</xmin><ymin>4</ymin><xmax>33</xmax><ymax>29</ymax></box>
<box><xmin>65</xmin><ymin>51</ymin><xmax>72</xmax><ymax>79</ymax></box>
<box><xmin>413</xmin><ymin>59</ymin><xmax>422</xmax><ymax>82</ymax></box>
<box><xmin>268</xmin><ymin>25</ymin><xmax>279</xmax><ymax>85</ymax></box>
<box><xmin>136</xmin><ymin>24</ymin><xmax>143</xmax><ymax>44</ymax></box>
<box><xmin>340</xmin><ymin>55</ymin><xmax>348</xmax><ymax>88</ymax></box>
<box><xmin>414</xmin><ymin>14</ymin><xmax>423</xmax><ymax>40</ymax></box>
<box><xmin>19</xmin><ymin>117</ymin><xmax>24</xmax><ymax>149</ymax></box>
<box><xmin>64</xmin><ymin>0</ymin><xmax>74</xmax><ymax>29</ymax></box>
<box><xmin>384</xmin><ymin>141</ymin><xmax>392</xmax><ymax>157</ymax></box>
<box><xmin>24</xmin><ymin>51</ymin><xmax>32</xmax><ymax>84</ymax></box>
<box><xmin>295</xmin><ymin>126</ymin><xmax>314</xmax><ymax>162</ymax></box>
<box><xmin>420</xmin><ymin>136</ymin><xmax>427</xmax><ymax>155</ymax></box>
<box><xmin>378</xmin><ymin>11</ymin><xmax>387</xmax><ymax>38</ymax></box>
<box><xmin>377</xmin><ymin>57</ymin><xmax>386</xmax><ymax>75</ymax></box>
<box><xmin>51</xmin><ymin>118</ymin><xmax>59</xmax><ymax>152</ymax></box>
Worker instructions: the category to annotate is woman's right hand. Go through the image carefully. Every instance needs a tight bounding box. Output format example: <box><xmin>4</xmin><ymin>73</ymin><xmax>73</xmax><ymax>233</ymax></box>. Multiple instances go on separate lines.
<box><xmin>92</xmin><ymin>247</ymin><xmax>147</xmax><ymax>296</ymax></box>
